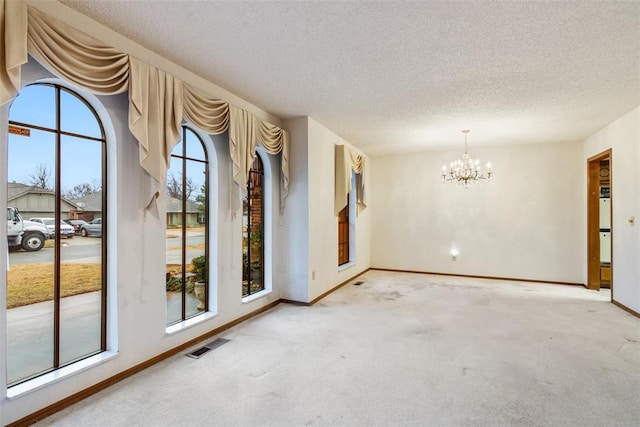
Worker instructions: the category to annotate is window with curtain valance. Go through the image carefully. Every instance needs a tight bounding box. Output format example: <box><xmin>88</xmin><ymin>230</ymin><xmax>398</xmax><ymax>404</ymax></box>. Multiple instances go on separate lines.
<box><xmin>1</xmin><ymin>0</ymin><xmax>290</xmax><ymax>212</ymax></box>
<box><xmin>334</xmin><ymin>144</ymin><xmax>367</xmax><ymax>217</ymax></box>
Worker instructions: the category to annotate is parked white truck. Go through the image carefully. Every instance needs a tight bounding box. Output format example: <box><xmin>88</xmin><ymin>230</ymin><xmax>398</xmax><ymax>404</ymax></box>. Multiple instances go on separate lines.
<box><xmin>7</xmin><ymin>207</ymin><xmax>49</xmax><ymax>251</ymax></box>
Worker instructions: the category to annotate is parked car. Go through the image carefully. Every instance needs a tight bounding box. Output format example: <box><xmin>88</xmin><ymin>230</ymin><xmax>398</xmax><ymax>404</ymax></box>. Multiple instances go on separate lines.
<box><xmin>80</xmin><ymin>218</ymin><xmax>102</xmax><ymax>237</ymax></box>
<box><xmin>28</xmin><ymin>217</ymin><xmax>75</xmax><ymax>239</ymax></box>
<box><xmin>63</xmin><ymin>219</ymin><xmax>89</xmax><ymax>235</ymax></box>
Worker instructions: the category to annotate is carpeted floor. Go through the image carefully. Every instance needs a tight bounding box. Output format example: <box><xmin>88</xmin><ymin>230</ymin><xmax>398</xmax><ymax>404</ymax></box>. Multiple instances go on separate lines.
<box><xmin>36</xmin><ymin>270</ymin><xmax>640</xmax><ymax>426</ymax></box>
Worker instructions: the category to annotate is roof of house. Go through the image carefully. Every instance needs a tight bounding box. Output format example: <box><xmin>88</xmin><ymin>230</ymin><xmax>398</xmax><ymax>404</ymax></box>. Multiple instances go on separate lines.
<box><xmin>8</xmin><ymin>182</ymin><xmax>79</xmax><ymax>208</ymax></box>
<box><xmin>167</xmin><ymin>197</ymin><xmax>201</xmax><ymax>214</ymax></box>
<box><xmin>8</xmin><ymin>182</ymin><xmax>55</xmax><ymax>201</ymax></box>
<box><xmin>71</xmin><ymin>190</ymin><xmax>103</xmax><ymax>212</ymax></box>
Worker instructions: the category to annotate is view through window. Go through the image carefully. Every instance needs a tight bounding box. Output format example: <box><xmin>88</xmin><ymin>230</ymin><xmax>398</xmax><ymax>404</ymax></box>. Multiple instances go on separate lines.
<box><xmin>6</xmin><ymin>83</ymin><xmax>106</xmax><ymax>386</ymax></box>
<box><xmin>338</xmin><ymin>196</ymin><xmax>350</xmax><ymax>266</ymax></box>
<box><xmin>166</xmin><ymin>126</ymin><xmax>208</xmax><ymax>325</ymax></box>
<box><xmin>242</xmin><ymin>154</ymin><xmax>264</xmax><ymax>297</ymax></box>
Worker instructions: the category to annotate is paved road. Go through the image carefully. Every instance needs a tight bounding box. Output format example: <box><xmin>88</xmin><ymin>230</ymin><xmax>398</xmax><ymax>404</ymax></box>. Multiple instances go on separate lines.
<box><xmin>9</xmin><ymin>236</ymin><xmax>102</xmax><ymax>265</ymax></box>
<box><xmin>166</xmin><ymin>230</ymin><xmax>206</xmax><ymax>266</ymax></box>
<box><xmin>8</xmin><ymin>230</ymin><xmax>205</xmax><ymax>265</ymax></box>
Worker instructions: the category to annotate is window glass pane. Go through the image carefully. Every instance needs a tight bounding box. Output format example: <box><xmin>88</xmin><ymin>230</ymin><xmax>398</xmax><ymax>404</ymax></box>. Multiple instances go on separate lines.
<box><xmin>6</xmin><ymin>131</ymin><xmax>56</xmax><ymax>385</ymax></box>
<box><xmin>185</xmin><ymin>129</ymin><xmax>205</xmax><ymax>161</ymax></box>
<box><xmin>7</xmin><ymin>130</ymin><xmax>56</xmax><ymax>189</ymax></box>
<box><xmin>60</xmin><ymin>89</ymin><xmax>102</xmax><ymax>139</ymax></box>
<box><xmin>165</xmin><ymin>257</ymin><xmax>184</xmax><ymax>325</ymax></box>
<box><xmin>248</xmin><ymin>170</ymin><xmax>263</xmax><ymax>293</ymax></box>
<box><xmin>167</xmin><ymin>157</ymin><xmax>183</xmax><ymax>207</ymax></box>
<box><xmin>9</xmin><ymin>84</ymin><xmax>56</xmax><ymax>129</ymax></box>
<box><xmin>59</xmin><ymin>135</ymin><xmax>103</xmax><ymax>365</ymax></box>
<box><xmin>166</xmin><ymin>154</ymin><xmax>184</xmax><ymax>325</ymax></box>
<box><xmin>60</xmin><ymin>135</ymin><xmax>103</xmax><ymax>199</ymax></box>
<box><xmin>243</xmin><ymin>155</ymin><xmax>264</xmax><ymax>297</ymax></box>
<box><xmin>242</xmin><ymin>194</ymin><xmax>250</xmax><ymax>297</ymax></box>
<box><xmin>185</xmin><ymin>160</ymin><xmax>206</xmax><ymax>318</ymax></box>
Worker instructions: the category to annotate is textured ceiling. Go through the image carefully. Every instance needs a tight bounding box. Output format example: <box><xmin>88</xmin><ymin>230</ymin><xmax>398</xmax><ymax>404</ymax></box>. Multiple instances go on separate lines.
<box><xmin>58</xmin><ymin>0</ymin><xmax>639</xmax><ymax>155</ymax></box>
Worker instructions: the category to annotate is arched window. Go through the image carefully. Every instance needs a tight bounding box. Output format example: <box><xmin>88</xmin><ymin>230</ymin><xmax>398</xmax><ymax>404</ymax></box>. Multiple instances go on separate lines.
<box><xmin>166</xmin><ymin>126</ymin><xmax>209</xmax><ymax>325</ymax></box>
<box><xmin>338</xmin><ymin>197</ymin><xmax>350</xmax><ymax>266</ymax></box>
<box><xmin>6</xmin><ymin>83</ymin><xmax>107</xmax><ymax>386</ymax></box>
<box><xmin>338</xmin><ymin>172</ymin><xmax>356</xmax><ymax>267</ymax></box>
<box><xmin>243</xmin><ymin>154</ymin><xmax>264</xmax><ymax>297</ymax></box>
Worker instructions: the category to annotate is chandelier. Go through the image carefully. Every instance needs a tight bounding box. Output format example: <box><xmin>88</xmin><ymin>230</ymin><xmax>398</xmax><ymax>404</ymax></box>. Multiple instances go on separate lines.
<box><xmin>442</xmin><ymin>130</ymin><xmax>492</xmax><ymax>187</ymax></box>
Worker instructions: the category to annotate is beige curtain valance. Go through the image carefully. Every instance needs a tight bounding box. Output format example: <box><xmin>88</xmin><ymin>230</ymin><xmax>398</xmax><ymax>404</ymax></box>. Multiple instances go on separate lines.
<box><xmin>128</xmin><ymin>57</ymin><xmax>183</xmax><ymax>183</ymax></box>
<box><xmin>1</xmin><ymin>0</ymin><xmax>27</xmax><ymax>103</ymax></box>
<box><xmin>335</xmin><ymin>144</ymin><xmax>367</xmax><ymax>216</ymax></box>
<box><xmin>27</xmin><ymin>6</ymin><xmax>129</xmax><ymax>95</ymax></box>
<box><xmin>182</xmin><ymin>84</ymin><xmax>229</xmax><ymax>134</ymax></box>
<box><xmin>1</xmin><ymin>0</ymin><xmax>290</xmax><ymax>211</ymax></box>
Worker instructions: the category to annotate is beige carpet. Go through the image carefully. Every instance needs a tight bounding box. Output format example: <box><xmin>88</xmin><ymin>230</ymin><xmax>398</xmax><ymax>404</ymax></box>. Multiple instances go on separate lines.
<box><xmin>36</xmin><ymin>270</ymin><xmax>640</xmax><ymax>426</ymax></box>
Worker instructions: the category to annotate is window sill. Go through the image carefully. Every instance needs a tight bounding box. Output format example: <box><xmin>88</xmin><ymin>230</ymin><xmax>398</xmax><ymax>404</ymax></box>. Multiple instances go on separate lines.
<box><xmin>7</xmin><ymin>351</ymin><xmax>118</xmax><ymax>399</ymax></box>
<box><xmin>242</xmin><ymin>289</ymin><xmax>272</xmax><ymax>304</ymax></box>
<box><xmin>338</xmin><ymin>261</ymin><xmax>356</xmax><ymax>272</ymax></box>
<box><xmin>165</xmin><ymin>311</ymin><xmax>218</xmax><ymax>335</ymax></box>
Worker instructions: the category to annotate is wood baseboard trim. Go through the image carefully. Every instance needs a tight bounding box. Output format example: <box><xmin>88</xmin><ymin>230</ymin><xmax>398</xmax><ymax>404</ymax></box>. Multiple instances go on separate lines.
<box><xmin>7</xmin><ymin>300</ymin><xmax>281</xmax><ymax>427</ymax></box>
<box><xmin>370</xmin><ymin>268</ymin><xmax>584</xmax><ymax>287</ymax></box>
<box><xmin>612</xmin><ymin>299</ymin><xmax>640</xmax><ymax>318</ymax></box>
<box><xmin>279</xmin><ymin>298</ymin><xmax>310</xmax><ymax>306</ymax></box>
<box><xmin>308</xmin><ymin>268</ymin><xmax>371</xmax><ymax>306</ymax></box>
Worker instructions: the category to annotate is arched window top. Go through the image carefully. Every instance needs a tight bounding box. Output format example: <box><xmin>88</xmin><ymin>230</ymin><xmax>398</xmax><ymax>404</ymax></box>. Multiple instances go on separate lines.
<box><xmin>171</xmin><ymin>125</ymin><xmax>207</xmax><ymax>162</ymax></box>
<box><xmin>9</xmin><ymin>83</ymin><xmax>105</xmax><ymax>141</ymax></box>
<box><xmin>250</xmin><ymin>153</ymin><xmax>264</xmax><ymax>173</ymax></box>
<box><xmin>248</xmin><ymin>153</ymin><xmax>264</xmax><ymax>190</ymax></box>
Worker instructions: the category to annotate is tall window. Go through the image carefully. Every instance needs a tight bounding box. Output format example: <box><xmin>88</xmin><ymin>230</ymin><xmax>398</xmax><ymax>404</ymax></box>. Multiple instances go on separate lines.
<box><xmin>6</xmin><ymin>83</ymin><xmax>107</xmax><ymax>386</ymax></box>
<box><xmin>166</xmin><ymin>126</ymin><xmax>209</xmax><ymax>325</ymax></box>
<box><xmin>338</xmin><ymin>196</ymin><xmax>350</xmax><ymax>266</ymax></box>
<box><xmin>243</xmin><ymin>154</ymin><xmax>264</xmax><ymax>297</ymax></box>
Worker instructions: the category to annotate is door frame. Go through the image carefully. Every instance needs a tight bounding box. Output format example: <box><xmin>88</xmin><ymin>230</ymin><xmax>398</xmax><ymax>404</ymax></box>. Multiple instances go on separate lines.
<box><xmin>586</xmin><ymin>149</ymin><xmax>612</xmax><ymax>294</ymax></box>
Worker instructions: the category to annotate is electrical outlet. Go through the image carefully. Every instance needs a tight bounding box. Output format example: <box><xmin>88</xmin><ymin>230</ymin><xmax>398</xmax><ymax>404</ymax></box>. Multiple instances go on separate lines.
<box><xmin>312</xmin><ymin>271</ymin><xmax>316</xmax><ymax>280</ymax></box>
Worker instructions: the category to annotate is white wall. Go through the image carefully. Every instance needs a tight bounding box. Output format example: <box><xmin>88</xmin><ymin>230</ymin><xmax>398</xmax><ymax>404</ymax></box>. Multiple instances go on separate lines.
<box><xmin>277</xmin><ymin>117</ymin><xmax>371</xmax><ymax>303</ymax></box>
<box><xmin>583</xmin><ymin>107</ymin><xmax>640</xmax><ymax>313</ymax></box>
<box><xmin>371</xmin><ymin>141</ymin><xmax>584</xmax><ymax>283</ymax></box>
<box><xmin>278</xmin><ymin>117</ymin><xmax>310</xmax><ymax>302</ymax></box>
<box><xmin>1</xmin><ymin>59</ymin><xmax>282</xmax><ymax>425</ymax></box>
<box><xmin>307</xmin><ymin>118</ymin><xmax>371</xmax><ymax>301</ymax></box>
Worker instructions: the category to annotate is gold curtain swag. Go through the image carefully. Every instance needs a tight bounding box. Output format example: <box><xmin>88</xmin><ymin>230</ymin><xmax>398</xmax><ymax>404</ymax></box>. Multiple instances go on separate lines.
<box><xmin>1</xmin><ymin>0</ymin><xmax>290</xmax><ymax>211</ymax></box>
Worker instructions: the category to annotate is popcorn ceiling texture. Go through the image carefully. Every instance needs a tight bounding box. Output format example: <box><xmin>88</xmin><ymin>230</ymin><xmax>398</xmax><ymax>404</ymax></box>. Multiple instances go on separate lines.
<box><xmin>58</xmin><ymin>0</ymin><xmax>639</xmax><ymax>154</ymax></box>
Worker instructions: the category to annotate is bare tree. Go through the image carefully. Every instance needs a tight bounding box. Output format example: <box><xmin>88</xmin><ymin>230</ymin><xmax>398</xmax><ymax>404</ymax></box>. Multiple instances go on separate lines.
<box><xmin>28</xmin><ymin>163</ymin><xmax>52</xmax><ymax>189</ymax></box>
<box><xmin>167</xmin><ymin>173</ymin><xmax>196</xmax><ymax>200</ymax></box>
<box><xmin>64</xmin><ymin>181</ymin><xmax>101</xmax><ymax>199</ymax></box>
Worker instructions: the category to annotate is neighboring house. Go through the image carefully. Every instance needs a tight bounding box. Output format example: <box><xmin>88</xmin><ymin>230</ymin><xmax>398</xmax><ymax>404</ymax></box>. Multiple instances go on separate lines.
<box><xmin>7</xmin><ymin>182</ymin><xmax>79</xmax><ymax>219</ymax></box>
<box><xmin>167</xmin><ymin>197</ymin><xmax>203</xmax><ymax>227</ymax></box>
<box><xmin>72</xmin><ymin>191</ymin><xmax>203</xmax><ymax>226</ymax></box>
<box><xmin>70</xmin><ymin>191</ymin><xmax>103</xmax><ymax>221</ymax></box>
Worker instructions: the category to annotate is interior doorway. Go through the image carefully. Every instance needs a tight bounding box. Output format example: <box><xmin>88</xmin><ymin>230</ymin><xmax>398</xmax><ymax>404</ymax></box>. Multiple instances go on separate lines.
<box><xmin>587</xmin><ymin>150</ymin><xmax>612</xmax><ymax>293</ymax></box>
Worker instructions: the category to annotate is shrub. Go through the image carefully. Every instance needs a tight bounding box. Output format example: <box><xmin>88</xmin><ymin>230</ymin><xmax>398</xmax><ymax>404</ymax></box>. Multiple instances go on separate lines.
<box><xmin>191</xmin><ymin>255</ymin><xmax>206</xmax><ymax>283</ymax></box>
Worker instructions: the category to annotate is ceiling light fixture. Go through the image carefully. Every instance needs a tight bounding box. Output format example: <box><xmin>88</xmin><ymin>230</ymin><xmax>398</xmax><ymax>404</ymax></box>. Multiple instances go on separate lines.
<box><xmin>442</xmin><ymin>130</ymin><xmax>492</xmax><ymax>187</ymax></box>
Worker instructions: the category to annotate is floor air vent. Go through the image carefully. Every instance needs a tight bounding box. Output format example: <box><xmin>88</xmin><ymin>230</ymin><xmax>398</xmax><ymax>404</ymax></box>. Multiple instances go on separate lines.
<box><xmin>187</xmin><ymin>338</ymin><xmax>230</xmax><ymax>359</ymax></box>
<box><xmin>353</xmin><ymin>281</ymin><xmax>364</xmax><ymax>286</ymax></box>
